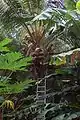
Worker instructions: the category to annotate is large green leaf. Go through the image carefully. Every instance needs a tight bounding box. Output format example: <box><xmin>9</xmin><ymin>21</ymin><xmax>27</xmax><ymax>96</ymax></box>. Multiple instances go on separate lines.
<box><xmin>0</xmin><ymin>38</ymin><xmax>12</xmax><ymax>52</ymax></box>
<box><xmin>76</xmin><ymin>0</ymin><xmax>80</xmax><ymax>14</ymax></box>
<box><xmin>64</xmin><ymin>0</ymin><xmax>76</xmax><ymax>10</ymax></box>
<box><xmin>0</xmin><ymin>78</ymin><xmax>35</xmax><ymax>94</ymax></box>
<box><xmin>0</xmin><ymin>52</ymin><xmax>32</xmax><ymax>71</ymax></box>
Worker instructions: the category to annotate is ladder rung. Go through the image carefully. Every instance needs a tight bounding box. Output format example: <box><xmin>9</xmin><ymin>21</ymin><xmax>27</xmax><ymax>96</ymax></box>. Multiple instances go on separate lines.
<box><xmin>36</xmin><ymin>97</ymin><xmax>46</xmax><ymax>101</ymax></box>
<box><xmin>36</xmin><ymin>102</ymin><xmax>44</xmax><ymax>104</ymax></box>
<box><xmin>37</xmin><ymin>87</ymin><xmax>45</xmax><ymax>90</ymax></box>
<box><xmin>37</xmin><ymin>86</ymin><xmax>45</xmax><ymax>88</ymax></box>
<box><xmin>37</xmin><ymin>87</ymin><xmax>46</xmax><ymax>91</ymax></box>
<box><xmin>37</xmin><ymin>91</ymin><xmax>45</xmax><ymax>93</ymax></box>
<box><xmin>38</xmin><ymin>95</ymin><xmax>46</xmax><ymax>98</ymax></box>
<box><xmin>36</xmin><ymin>100</ymin><xmax>44</xmax><ymax>103</ymax></box>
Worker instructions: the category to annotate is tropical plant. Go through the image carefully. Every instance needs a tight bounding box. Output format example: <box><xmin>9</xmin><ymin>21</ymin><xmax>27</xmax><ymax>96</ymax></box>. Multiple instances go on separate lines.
<box><xmin>0</xmin><ymin>38</ymin><xmax>35</xmax><ymax>120</ymax></box>
<box><xmin>1</xmin><ymin>0</ymin><xmax>80</xmax><ymax>120</ymax></box>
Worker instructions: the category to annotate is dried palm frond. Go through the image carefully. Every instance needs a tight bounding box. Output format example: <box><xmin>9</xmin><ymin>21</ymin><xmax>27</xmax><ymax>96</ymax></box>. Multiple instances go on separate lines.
<box><xmin>2</xmin><ymin>100</ymin><xmax>14</xmax><ymax>110</ymax></box>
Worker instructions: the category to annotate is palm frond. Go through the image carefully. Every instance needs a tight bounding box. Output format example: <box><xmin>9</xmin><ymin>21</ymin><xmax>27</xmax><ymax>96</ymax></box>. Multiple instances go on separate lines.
<box><xmin>0</xmin><ymin>0</ymin><xmax>43</xmax><ymax>30</ymax></box>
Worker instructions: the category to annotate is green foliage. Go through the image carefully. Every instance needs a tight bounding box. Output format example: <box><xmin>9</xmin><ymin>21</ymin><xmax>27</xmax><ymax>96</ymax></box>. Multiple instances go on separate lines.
<box><xmin>0</xmin><ymin>78</ymin><xmax>34</xmax><ymax>94</ymax></box>
<box><xmin>0</xmin><ymin>38</ymin><xmax>12</xmax><ymax>52</ymax></box>
<box><xmin>0</xmin><ymin>38</ymin><xmax>32</xmax><ymax>70</ymax></box>
<box><xmin>64</xmin><ymin>0</ymin><xmax>76</xmax><ymax>10</ymax></box>
<box><xmin>42</xmin><ymin>103</ymin><xmax>80</xmax><ymax>120</ymax></box>
<box><xmin>76</xmin><ymin>0</ymin><xmax>80</xmax><ymax>10</ymax></box>
<box><xmin>0</xmin><ymin>38</ymin><xmax>33</xmax><ymax>97</ymax></box>
<box><xmin>1</xmin><ymin>1</ymin><xmax>80</xmax><ymax>120</ymax></box>
<box><xmin>33</xmin><ymin>0</ymin><xmax>80</xmax><ymax>48</ymax></box>
<box><xmin>55</xmin><ymin>68</ymin><xmax>72</xmax><ymax>75</ymax></box>
<box><xmin>0</xmin><ymin>52</ymin><xmax>32</xmax><ymax>71</ymax></box>
<box><xmin>49</xmin><ymin>56</ymin><xmax>66</xmax><ymax>66</ymax></box>
<box><xmin>32</xmin><ymin>8</ymin><xmax>63</xmax><ymax>23</ymax></box>
<box><xmin>76</xmin><ymin>0</ymin><xmax>80</xmax><ymax>13</ymax></box>
<box><xmin>0</xmin><ymin>38</ymin><xmax>12</xmax><ymax>47</ymax></box>
<box><xmin>0</xmin><ymin>0</ymin><xmax>43</xmax><ymax>31</ymax></box>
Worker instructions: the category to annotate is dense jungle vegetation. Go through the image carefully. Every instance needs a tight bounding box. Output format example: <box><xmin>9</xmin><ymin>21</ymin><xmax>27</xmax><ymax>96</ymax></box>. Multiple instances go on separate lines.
<box><xmin>1</xmin><ymin>0</ymin><xmax>80</xmax><ymax>120</ymax></box>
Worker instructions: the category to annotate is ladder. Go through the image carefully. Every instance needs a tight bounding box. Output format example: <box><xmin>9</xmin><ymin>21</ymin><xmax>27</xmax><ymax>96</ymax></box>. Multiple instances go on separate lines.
<box><xmin>36</xmin><ymin>78</ymin><xmax>47</xmax><ymax>120</ymax></box>
<box><xmin>36</xmin><ymin>78</ymin><xmax>47</xmax><ymax>104</ymax></box>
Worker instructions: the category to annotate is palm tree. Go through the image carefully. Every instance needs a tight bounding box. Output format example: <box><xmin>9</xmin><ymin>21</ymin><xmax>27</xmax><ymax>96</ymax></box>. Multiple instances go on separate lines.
<box><xmin>0</xmin><ymin>0</ymin><xmax>76</xmax><ymax>80</ymax></box>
